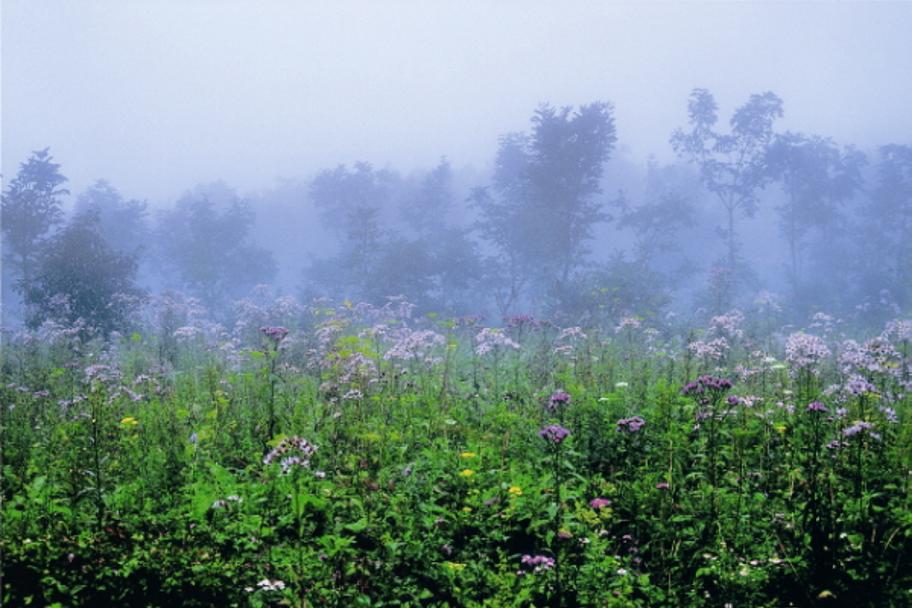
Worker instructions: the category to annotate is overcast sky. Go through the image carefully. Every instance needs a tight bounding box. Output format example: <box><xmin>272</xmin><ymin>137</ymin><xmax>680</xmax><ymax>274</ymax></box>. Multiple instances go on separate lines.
<box><xmin>3</xmin><ymin>0</ymin><xmax>911</xmax><ymax>204</ymax></box>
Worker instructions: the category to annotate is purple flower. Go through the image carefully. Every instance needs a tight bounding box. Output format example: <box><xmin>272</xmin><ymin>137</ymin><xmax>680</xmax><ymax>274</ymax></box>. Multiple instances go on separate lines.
<box><xmin>842</xmin><ymin>421</ymin><xmax>877</xmax><ymax>439</ymax></box>
<box><xmin>504</xmin><ymin>314</ymin><xmax>539</xmax><ymax>329</ymax></box>
<box><xmin>845</xmin><ymin>374</ymin><xmax>878</xmax><ymax>396</ymax></box>
<box><xmin>547</xmin><ymin>390</ymin><xmax>571</xmax><ymax>413</ymax></box>
<box><xmin>520</xmin><ymin>554</ymin><xmax>555</xmax><ymax>573</ymax></box>
<box><xmin>681</xmin><ymin>375</ymin><xmax>733</xmax><ymax>404</ymax></box>
<box><xmin>539</xmin><ymin>424</ymin><xmax>571</xmax><ymax>444</ymax></box>
<box><xmin>263</xmin><ymin>436</ymin><xmax>317</xmax><ymax>474</ymax></box>
<box><xmin>589</xmin><ymin>497</ymin><xmax>612</xmax><ymax>510</ymax></box>
<box><xmin>475</xmin><ymin>328</ymin><xmax>520</xmax><ymax>356</ymax></box>
<box><xmin>260</xmin><ymin>326</ymin><xmax>290</xmax><ymax>344</ymax></box>
<box><xmin>785</xmin><ymin>332</ymin><xmax>831</xmax><ymax>374</ymax></box>
<box><xmin>616</xmin><ymin>416</ymin><xmax>646</xmax><ymax>433</ymax></box>
<box><xmin>806</xmin><ymin>401</ymin><xmax>828</xmax><ymax>414</ymax></box>
<box><xmin>655</xmin><ymin>482</ymin><xmax>670</xmax><ymax>490</ymax></box>
<box><xmin>879</xmin><ymin>406</ymin><xmax>898</xmax><ymax>424</ymax></box>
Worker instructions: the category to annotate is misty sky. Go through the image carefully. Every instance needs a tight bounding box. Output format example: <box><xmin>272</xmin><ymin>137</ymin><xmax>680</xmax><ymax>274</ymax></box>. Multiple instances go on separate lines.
<box><xmin>3</xmin><ymin>1</ymin><xmax>911</xmax><ymax>205</ymax></box>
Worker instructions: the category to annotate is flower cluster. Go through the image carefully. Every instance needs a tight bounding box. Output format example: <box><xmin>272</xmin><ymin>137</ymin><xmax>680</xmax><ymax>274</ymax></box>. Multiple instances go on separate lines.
<box><xmin>882</xmin><ymin>319</ymin><xmax>912</xmax><ymax>342</ymax></box>
<box><xmin>806</xmin><ymin>401</ymin><xmax>828</xmax><ymax>414</ymax></box>
<box><xmin>838</xmin><ymin>338</ymin><xmax>898</xmax><ymax>377</ymax></box>
<box><xmin>709</xmin><ymin>309</ymin><xmax>745</xmax><ymax>340</ymax></box>
<box><xmin>474</xmin><ymin>328</ymin><xmax>520</xmax><ymax>356</ymax></box>
<box><xmin>84</xmin><ymin>364</ymin><xmax>123</xmax><ymax>384</ymax></box>
<box><xmin>589</xmin><ymin>497</ymin><xmax>612</xmax><ymax>510</ymax></box>
<box><xmin>260</xmin><ymin>325</ymin><xmax>290</xmax><ymax>345</ymax></box>
<box><xmin>504</xmin><ymin>314</ymin><xmax>540</xmax><ymax>330</ymax></box>
<box><xmin>546</xmin><ymin>390</ymin><xmax>571</xmax><ymax>413</ymax></box>
<box><xmin>808</xmin><ymin>312</ymin><xmax>838</xmax><ymax>335</ymax></box>
<box><xmin>845</xmin><ymin>374</ymin><xmax>878</xmax><ymax>396</ymax></box>
<box><xmin>687</xmin><ymin>338</ymin><xmax>730</xmax><ymax>361</ymax></box>
<box><xmin>255</xmin><ymin>578</ymin><xmax>286</xmax><ymax>592</ymax></box>
<box><xmin>263</xmin><ymin>436</ymin><xmax>317</xmax><ymax>474</ymax></box>
<box><xmin>615</xmin><ymin>316</ymin><xmax>642</xmax><ymax>332</ymax></box>
<box><xmin>681</xmin><ymin>375</ymin><xmax>733</xmax><ymax>405</ymax></box>
<box><xmin>784</xmin><ymin>332</ymin><xmax>831</xmax><ymax>374</ymax></box>
<box><xmin>616</xmin><ymin>416</ymin><xmax>646</xmax><ymax>433</ymax></box>
<box><xmin>538</xmin><ymin>424</ymin><xmax>571</xmax><ymax>444</ymax></box>
<box><xmin>519</xmin><ymin>554</ymin><xmax>555</xmax><ymax>574</ymax></box>
<box><xmin>383</xmin><ymin>329</ymin><xmax>445</xmax><ymax>363</ymax></box>
<box><xmin>843</xmin><ymin>421</ymin><xmax>879</xmax><ymax>440</ymax></box>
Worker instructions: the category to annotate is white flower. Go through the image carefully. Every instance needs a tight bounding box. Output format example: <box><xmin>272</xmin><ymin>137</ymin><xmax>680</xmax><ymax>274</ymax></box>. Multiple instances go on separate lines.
<box><xmin>256</xmin><ymin>578</ymin><xmax>286</xmax><ymax>591</ymax></box>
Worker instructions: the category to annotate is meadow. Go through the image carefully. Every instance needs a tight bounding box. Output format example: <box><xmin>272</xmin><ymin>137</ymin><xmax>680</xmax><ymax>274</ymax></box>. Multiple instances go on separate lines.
<box><xmin>2</xmin><ymin>295</ymin><xmax>910</xmax><ymax>607</ymax></box>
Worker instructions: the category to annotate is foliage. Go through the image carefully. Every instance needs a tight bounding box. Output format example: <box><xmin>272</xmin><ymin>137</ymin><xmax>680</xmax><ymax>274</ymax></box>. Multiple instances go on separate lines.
<box><xmin>4</xmin><ymin>297</ymin><xmax>910</xmax><ymax>606</ymax></box>
<box><xmin>474</xmin><ymin>102</ymin><xmax>617</xmax><ymax>314</ymax></box>
<box><xmin>1</xmin><ymin>148</ymin><xmax>69</xmax><ymax>297</ymax></box>
<box><xmin>766</xmin><ymin>133</ymin><xmax>865</xmax><ymax>310</ymax></box>
<box><xmin>156</xmin><ymin>183</ymin><xmax>276</xmax><ymax>311</ymax></box>
<box><xmin>73</xmin><ymin>179</ymin><xmax>151</xmax><ymax>258</ymax></box>
<box><xmin>671</xmin><ymin>89</ymin><xmax>783</xmax><ymax>308</ymax></box>
<box><xmin>24</xmin><ymin>209</ymin><xmax>141</xmax><ymax>336</ymax></box>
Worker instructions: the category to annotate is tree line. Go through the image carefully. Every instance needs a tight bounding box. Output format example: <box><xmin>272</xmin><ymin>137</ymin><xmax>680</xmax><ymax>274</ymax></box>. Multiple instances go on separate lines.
<box><xmin>3</xmin><ymin>89</ymin><xmax>910</xmax><ymax>335</ymax></box>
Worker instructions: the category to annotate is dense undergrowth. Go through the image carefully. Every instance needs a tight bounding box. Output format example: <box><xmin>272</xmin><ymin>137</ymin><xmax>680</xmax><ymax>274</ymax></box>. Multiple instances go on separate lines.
<box><xmin>2</xmin><ymin>297</ymin><xmax>911</xmax><ymax>607</ymax></box>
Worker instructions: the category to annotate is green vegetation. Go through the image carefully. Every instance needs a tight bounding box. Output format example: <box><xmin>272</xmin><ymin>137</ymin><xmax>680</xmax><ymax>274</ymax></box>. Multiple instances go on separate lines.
<box><xmin>2</xmin><ymin>305</ymin><xmax>911</xmax><ymax>607</ymax></box>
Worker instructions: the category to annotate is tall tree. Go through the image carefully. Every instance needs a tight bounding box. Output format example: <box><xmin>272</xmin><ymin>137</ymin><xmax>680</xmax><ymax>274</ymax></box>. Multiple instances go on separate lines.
<box><xmin>73</xmin><ymin>179</ymin><xmax>150</xmax><ymax>258</ymax></box>
<box><xmin>474</xmin><ymin>102</ymin><xmax>617</xmax><ymax>314</ymax></box>
<box><xmin>766</xmin><ymin>133</ymin><xmax>864</xmax><ymax>299</ymax></box>
<box><xmin>25</xmin><ymin>208</ymin><xmax>140</xmax><ymax>336</ymax></box>
<box><xmin>401</xmin><ymin>157</ymin><xmax>453</xmax><ymax>237</ymax></box>
<box><xmin>859</xmin><ymin>145</ymin><xmax>912</xmax><ymax>308</ymax></box>
<box><xmin>157</xmin><ymin>183</ymin><xmax>276</xmax><ymax>311</ymax></box>
<box><xmin>618</xmin><ymin>159</ymin><xmax>699</xmax><ymax>280</ymax></box>
<box><xmin>399</xmin><ymin>158</ymin><xmax>483</xmax><ymax>312</ymax></box>
<box><xmin>671</xmin><ymin>89</ymin><xmax>783</xmax><ymax>303</ymax></box>
<box><xmin>307</xmin><ymin>163</ymin><xmax>397</xmax><ymax>300</ymax></box>
<box><xmin>1</xmin><ymin>148</ymin><xmax>69</xmax><ymax>304</ymax></box>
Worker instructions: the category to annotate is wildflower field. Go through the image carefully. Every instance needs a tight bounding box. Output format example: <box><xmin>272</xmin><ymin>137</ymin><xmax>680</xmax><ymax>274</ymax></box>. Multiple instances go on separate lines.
<box><xmin>2</xmin><ymin>296</ymin><xmax>911</xmax><ymax>607</ymax></box>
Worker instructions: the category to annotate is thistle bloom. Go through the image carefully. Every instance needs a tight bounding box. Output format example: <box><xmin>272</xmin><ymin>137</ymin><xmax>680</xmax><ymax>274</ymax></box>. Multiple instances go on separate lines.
<box><xmin>589</xmin><ymin>497</ymin><xmax>612</xmax><ymax>509</ymax></box>
<box><xmin>539</xmin><ymin>424</ymin><xmax>571</xmax><ymax>444</ymax></box>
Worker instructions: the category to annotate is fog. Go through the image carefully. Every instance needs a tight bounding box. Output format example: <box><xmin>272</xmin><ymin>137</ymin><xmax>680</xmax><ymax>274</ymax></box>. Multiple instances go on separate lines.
<box><xmin>5</xmin><ymin>1</ymin><xmax>911</xmax><ymax>201</ymax></box>
<box><xmin>2</xmin><ymin>1</ymin><xmax>912</xmax><ymax>331</ymax></box>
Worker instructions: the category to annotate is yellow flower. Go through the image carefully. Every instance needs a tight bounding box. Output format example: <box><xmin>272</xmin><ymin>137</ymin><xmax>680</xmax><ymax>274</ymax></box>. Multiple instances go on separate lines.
<box><xmin>120</xmin><ymin>416</ymin><xmax>139</xmax><ymax>427</ymax></box>
<box><xmin>508</xmin><ymin>486</ymin><xmax>523</xmax><ymax>497</ymax></box>
<box><xmin>462</xmin><ymin>506</ymin><xmax>473</xmax><ymax>513</ymax></box>
<box><xmin>459</xmin><ymin>469</ymin><xmax>475</xmax><ymax>478</ymax></box>
<box><xmin>459</xmin><ymin>451</ymin><xmax>477</xmax><ymax>459</ymax></box>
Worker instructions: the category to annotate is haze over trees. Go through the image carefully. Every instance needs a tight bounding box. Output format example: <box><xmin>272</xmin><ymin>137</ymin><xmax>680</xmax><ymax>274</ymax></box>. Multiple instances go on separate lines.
<box><xmin>2</xmin><ymin>89</ymin><xmax>911</xmax><ymax>334</ymax></box>
<box><xmin>3</xmin><ymin>4</ymin><xmax>912</xmax><ymax>606</ymax></box>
